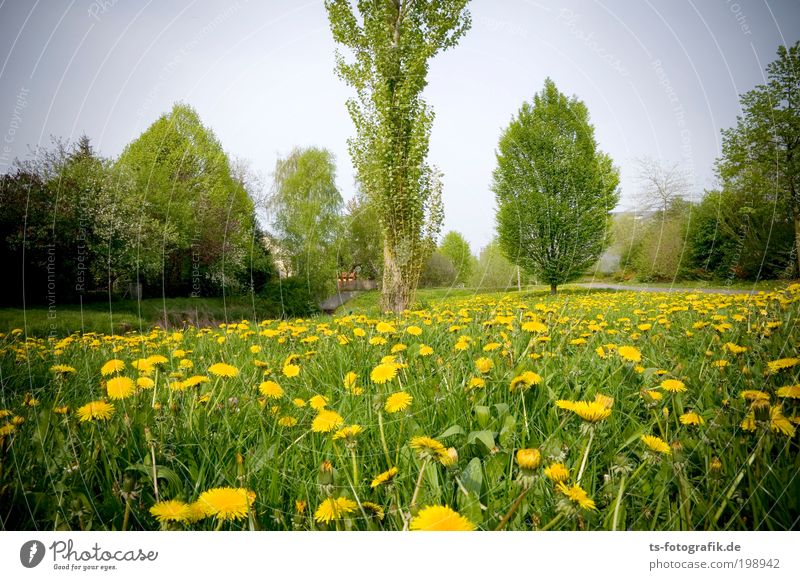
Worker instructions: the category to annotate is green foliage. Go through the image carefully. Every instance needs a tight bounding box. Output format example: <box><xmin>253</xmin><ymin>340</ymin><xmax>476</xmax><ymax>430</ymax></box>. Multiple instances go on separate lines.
<box><xmin>687</xmin><ymin>189</ymin><xmax>795</xmax><ymax>280</ymax></box>
<box><xmin>0</xmin><ymin>137</ymin><xmax>163</xmax><ymax>305</ymax></box>
<box><xmin>716</xmin><ymin>42</ymin><xmax>800</xmax><ymax>276</ymax></box>
<box><xmin>269</xmin><ymin>147</ymin><xmax>343</xmax><ymax>301</ymax></box>
<box><xmin>340</xmin><ymin>190</ymin><xmax>383</xmax><ymax>281</ymax></box>
<box><xmin>325</xmin><ymin>0</ymin><xmax>471</xmax><ymax>312</ymax></box>
<box><xmin>439</xmin><ymin>231</ymin><xmax>475</xmax><ymax>285</ymax></box>
<box><xmin>419</xmin><ymin>251</ymin><xmax>456</xmax><ymax>288</ymax></box>
<box><xmin>470</xmin><ymin>238</ymin><xmax>522</xmax><ymax>289</ymax></box>
<box><xmin>631</xmin><ymin>199</ymin><xmax>693</xmax><ymax>282</ymax></box>
<box><xmin>116</xmin><ymin>103</ymin><xmax>259</xmax><ymax>296</ymax></box>
<box><xmin>493</xmin><ymin>79</ymin><xmax>620</xmax><ymax>292</ymax></box>
<box><xmin>260</xmin><ymin>278</ymin><xmax>320</xmax><ymax>318</ymax></box>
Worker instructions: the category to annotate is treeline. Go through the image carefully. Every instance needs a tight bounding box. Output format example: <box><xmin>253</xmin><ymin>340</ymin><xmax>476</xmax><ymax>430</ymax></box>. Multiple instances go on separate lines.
<box><xmin>606</xmin><ymin>43</ymin><xmax>799</xmax><ymax>284</ymax></box>
<box><xmin>0</xmin><ymin>104</ymin><xmax>281</xmax><ymax>308</ymax></box>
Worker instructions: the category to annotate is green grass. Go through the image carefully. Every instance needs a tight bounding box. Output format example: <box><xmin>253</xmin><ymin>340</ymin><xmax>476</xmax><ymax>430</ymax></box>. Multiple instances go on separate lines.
<box><xmin>1</xmin><ymin>286</ymin><xmax>798</xmax><ymax>531</ymax></box>
<box><xmin>3</xmin><ymin>279</ymin><xmax>792</xmax><ymax>338</ymax></box>
<box><xmin>577</xmin><ymin>276</ymin><xmax>793</xmax><ymax>292</ymax></box>
<box><xmin>0</xmin><ymin>296</ymin><xmax>291</xmax><ymax>337</ymax></box>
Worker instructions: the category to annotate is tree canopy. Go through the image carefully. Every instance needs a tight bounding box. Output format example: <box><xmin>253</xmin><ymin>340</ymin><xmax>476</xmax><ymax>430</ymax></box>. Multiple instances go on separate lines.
<box><xmin>716</xmin><ymin>41</ymin><xmax>800</xmax><ymax>276</ymax></box>
<box><xmin>493</xmin><ymin>79</ymin><xmax>620</xmax><ymax>293</ymax></box>
<box><xmin>116</xmin><ymin>103</ymin><xmax>262</xmax><ymax>296</ymax></box>
<box><xmin>269</xmin><ymin>146</ymin><xmax>343</xmax><ymax>301</ymax></box>
<box><xmin>325</xmin><ymin>0</ymin><xmax>471</xmax><ymax>312</ymax></box>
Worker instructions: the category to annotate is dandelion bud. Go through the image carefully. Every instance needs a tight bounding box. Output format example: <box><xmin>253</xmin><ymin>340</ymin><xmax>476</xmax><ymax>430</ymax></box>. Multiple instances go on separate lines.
<box><xmin>318</xmin><ymin>460</ymin><xmax>335</xmax><ymax>487</ymax></box>
<box><xmin>516</xmin><ymin>448</ymin><xmax>542</xmax><ymax>470</ymax></box>
<box><xmin>441</xmin><ymin>447</ymin><xmax>459</xmax><ymax>466</ymax></box>
<box><xmin>710</xmin><ymin>457</ymin><xmax>722</xmax><ymax>472</ymax></box>
<box><xmin>752</xmin><ymin>399</ymin><xmax>770</xmax><ymax>422</ymax></box>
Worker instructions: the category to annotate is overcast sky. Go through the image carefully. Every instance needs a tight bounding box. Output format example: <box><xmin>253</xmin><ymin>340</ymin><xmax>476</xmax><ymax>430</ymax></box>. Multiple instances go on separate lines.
<box><xmin>1</xmin><ymin>0</ymin><xmax>798</xmax><ymax>252</ymax></box>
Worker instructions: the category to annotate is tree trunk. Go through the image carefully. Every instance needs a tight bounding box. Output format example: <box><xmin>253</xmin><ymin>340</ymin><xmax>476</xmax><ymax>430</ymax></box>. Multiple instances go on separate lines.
<box><xmin>550</xmin><ymin>283</ymin><xmax>557</xmax><ymax>295</ymax></box>
<box><xmin>381</xmin><ymin>243</ymin><xmax>412</xmax><ymax>314</ymax></box>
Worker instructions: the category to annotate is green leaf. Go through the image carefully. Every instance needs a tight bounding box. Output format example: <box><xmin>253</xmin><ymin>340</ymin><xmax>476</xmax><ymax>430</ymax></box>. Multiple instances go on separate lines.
<box><xmin>437</xmin><ymin>424</ymin><xmax>465</xmax><ymax>439</ymax></box>
<box><xmin>466</xmin><ymin>430</ymin><xmax>495</xmax><ymax>455</ymax></box>
<box><xmin>473</xmin><ymin>405</ymin><xmax>491</xmax><ymax>428</ymax></box>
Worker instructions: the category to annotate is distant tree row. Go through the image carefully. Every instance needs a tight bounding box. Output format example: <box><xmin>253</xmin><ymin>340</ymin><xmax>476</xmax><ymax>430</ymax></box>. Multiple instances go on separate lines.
<box><xmin>0</xmin><ymin>104</ymin><xmax>275</xmax><ymax>307</ymax></box>
<box><xmin>605</xmin><ymin>42</ymin><xmax>799</xmax><ymax>283</ymax></box>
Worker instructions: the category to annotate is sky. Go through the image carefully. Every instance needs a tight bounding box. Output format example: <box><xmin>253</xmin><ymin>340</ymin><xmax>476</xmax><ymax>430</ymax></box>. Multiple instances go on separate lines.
<box><xmin>1</xmin><ymin>0</ymin><xmax>799</xmax><ymax>253</ymax></box>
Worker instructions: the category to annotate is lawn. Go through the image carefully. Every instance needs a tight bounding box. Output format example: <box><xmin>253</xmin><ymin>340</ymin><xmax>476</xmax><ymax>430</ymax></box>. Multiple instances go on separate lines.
<box><xmin>1</xmin><ymin>283</ymin><xmax>798</xmax><ymax>531</ymax></box>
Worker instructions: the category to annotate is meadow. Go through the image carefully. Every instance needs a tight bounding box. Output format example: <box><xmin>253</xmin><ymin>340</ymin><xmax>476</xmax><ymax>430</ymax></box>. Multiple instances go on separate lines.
<box><xmin>1</xmin><ymin>285</ymin><xmax>798</xmax><ymax>531</ymax></box>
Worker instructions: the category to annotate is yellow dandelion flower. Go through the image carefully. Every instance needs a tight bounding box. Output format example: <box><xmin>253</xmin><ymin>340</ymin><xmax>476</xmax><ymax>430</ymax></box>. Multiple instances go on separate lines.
<box><xmin>475</xmin><ymin>357</ymin><xmax>494</xmax><ymax>374</ymax></box>
<box><xmin>516</xmin><ymin>448</ymin><xmax>541</xmax><ymax>470</ymax></box>
<box><xmin>641</xmin><ymin>434</ymin><xmax>671</xmax><ymax>454</ymax></box>
<box><xmin>50</xmin><ymin>364</ymin><xmax>77</xmax><ymax>374</ymax></box>
<box><xmin>571</xmin><ymin>401</ymin><xmax>611</xmax><ymax>422</ymax></box>
<box><xmin>259</xmin><ymin>381</ymin><xmax>283</xmax><ymax>399</ymax></box>
<box><xmin>105</xmin><ymin>376</ymin><xmax>135</xmax><ymax>400</ymax></box>
<box><xmin>343</xmin><ymin>372</ymin><xmax>358</xmax><ymax>389</ymax></box>
<box><xmin>770</xmin><ymin>406</ymin><xmax>796</xmax><ymax>437</ymax></box>
<box><xmin>147</xmin><ymin>355</ymin><xmax>168</xmax><ymax>366</ymax></box>
<box><xmin>312</xmin><ymin>410</ymin><xmax>344</xmax><ymax>433</ymax></box>
<box><xmin>136</xmin><ymin>377</ymin><xmax>155</xmax><ymax>390</ymax></box>
<box><xmin>724</xmin><ymin>342</ymin><xmax>747</xmax><ymax>354</ymax></box>
<box><xmin>208</xmin><ymin>363</ymin><xmax>238</xmax><ymax>378</ymax></box>
<box><xmin>76</xmin><ymin>400</ymin><xmax>115</xmax><ymax>422</ymax></box>
<box><xmin>418</xmin><ymin>344</ymin><xmax>434</xmax><ymax>356</ymax></box>
<box><xmin>660</xmin><ymin>379</ymin><xmax>687</xmax><ymax>393</ymax></box>
<box><xmin>641</xmin><ymin>389</ymin><xmax>663</xmax><ymax>402</ymax></box>
<box><xmin>361</xmin><ymin>501</ymin><xmax>385</xmax><ymax>520</ymax></box>
<box><xmin>556</xmin><ymin>482</ymin><xmax>597</xmax><ymax>510</ymax></box>
<box><xmin>740</xmin><ymin>390</ymin><xmax>770</xmax><ymax>401</ymax></box>
<box><xmin>409</xmin><ymin>436</ymin><xmax>449</xmax><ymax>462</ymax></box>
<box><xmin>617</xmin><ymin>346</ymin><xmax>642</xmax><ymax>363</ymax></box>
<box><xmin>406</xmin><ymin>325</ymin><xmax>422</xmax><ymax>336</ymax></box>
<box><xmin>509</xmin><ymin>371</ymin><xmax>542</xmax><ymax>392</ymax></box>
<box><xmin>544</xmin><ymin>463</ymin><xmax>569</xmax><ymax>483</ymax></box>
<box><xmin>282</xmin><ymin>364</ymin><xmax>300</xmax><ymax>378</ymax></box>
<box><xmin>594</xmin><ymin>393</ymin><xmax>614</xmax><ymax>409</ymax></box>
<box><xmin>197</xmin><ymin>487</ymin><xmax>255</xmax><ymax>521</ymax></box>
<box><xmin>467</xmin><ymin>377</ymin><xmax>486</xmax><ymax>390</ymax></box>
<box><xmin>385</xmin><ymin>391</ymin><xmax>413</xmax><ymax>413</ymax></box>
<box><xmin>314</xmin><ymin>497</ymin><xmax>358</xmax><ymax>524</ymax></box>
<box><xmin>370</xmin><ymin>466</ymin><xmax>399</xmax><ymax>488</ymax></box>
<box><xmin>767</xmin><ymin>358</ymin><xmax>800</xmax><ymax>373</ymax></box>
<box><xmin>333</xmin><ymin>424</ymin><xmax>363</xmax><ymax>440</ymax></box>
<box><xmin>679</xmin><ymin>412</ymin><xmax>705</xmax><ymax>426</ymax></box>
<box><xmin>101</xmin><ymin>359</ymin><xmax>125</xmax><ymax>376</ymax></box>
<box><xmin>149</xmin><ymin>500</ymin><xmax>190</xmax><ymax>523</ymax></box>
<box><xmin>521</xmin><ymin>320</ymin><xmax>548</xmax><ymax>333</ymax></box>
<box><xmin>182</xmin><ymin>375</ymin><xmax>210</xmax><ymax>388</ymax></box>
<box><xmin>409</xmin><ymin>505</ymin><xmax>475</xmax><ymax>531</ymax></box>
<box><xmin>777</xmin><ymin>384</ymin><xmax>800</xmax><ymax>399</ymax></box>
<box><xmin>741</xmin><ymin>411</ymin><xmax>757</xmax><ymax>432</ymax></box>
<box><xmin>278</xmin><ymin>416</ymin><xmax>297</xmax><ymax>427</ymax></box>
<box><xmin>309</xmin><ymin>394</ymin><xmax>328</xmax><ymax>410</ymax></box>
<box><xmin>293</xmin><ymin>398</ymin><xmax>306</xmax><ymax>408</ymax></box>
<box><xmin>375</xmin><ymin>322</ymin><xmax>397</xmax><ymax>334</ymax></box>
<box><xmin>370</xmin><ymin>363</ymin><xmax>398</xmax><ymax>384</ymax></box>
